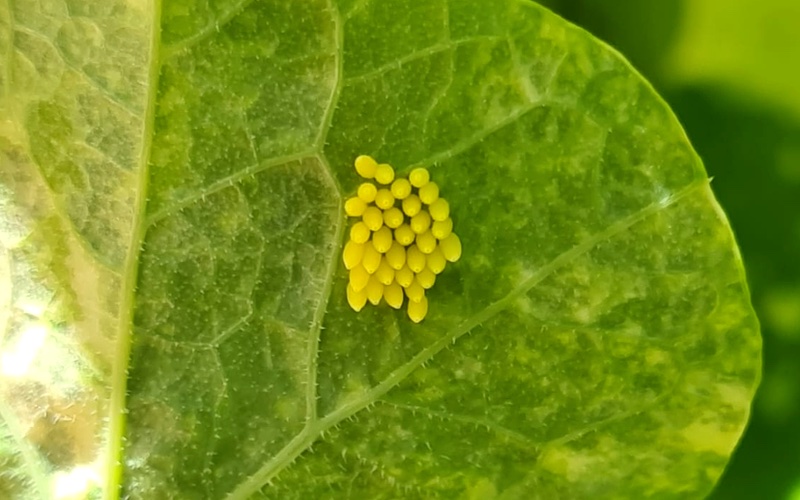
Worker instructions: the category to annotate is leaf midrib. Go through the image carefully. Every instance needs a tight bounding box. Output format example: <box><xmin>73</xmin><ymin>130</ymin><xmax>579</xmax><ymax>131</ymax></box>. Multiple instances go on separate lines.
<box><xmin>105</xmin><ymin>0</ymin><xmax>163</xmax><ymax>499</ymax></box>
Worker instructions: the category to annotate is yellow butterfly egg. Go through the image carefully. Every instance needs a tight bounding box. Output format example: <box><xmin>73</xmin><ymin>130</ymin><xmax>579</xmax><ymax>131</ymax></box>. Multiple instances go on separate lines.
<box><xmin>410</xmin><ymin>210</ymin><xmax>431</xmax><ymax>234</ymax></box>
<box><xmin>429</xmin><ymin>198</ymin><xmax>449</xmax><ymax>221</ymax></box>
<box><xmin>357</xmin><ymin>182</ymin><xmax>378</xmax><ymax>203</ymax></box>
<box><xmin>372</xmin><ymin>226</ymin><xmax>393</xmax><ymax>253</ymax></box>
<box><xmin>415</xmin><ymin>230</ymin><xmax>437</xmax><ymax>254</ymax></box>
<box><xmin>375</xmin><ymin>258</ymin><xmax>395</xmax><ymax>286</ymax></box>
<box><xmin>366</xmin><ymin>275</ymin><xmax>384</xmax><ymax>305</ymax></box>
<box><xmin>431</xmin><ymin>218</ymin><xmax>453</xmax><ymax>240</ymax></box>
<box><xmin>344</xmin><ymin>196</ymin><xmax>367</xmax><ymax>217</ymax></box>
<box><xmin>383</xmin><ymin>207</ymin><xmax>404</xmax><ymax>229</ymax></box>
<box><xmin>390</xmin><ymin>178</ymin><xmax>412</xmax><ymax>200</ymax></box>
<box><xmin>394</xmin><ymin>224</ymin><xmax>416</xmax><ymax>246</ymax></box>
<box><xmin>426</xmin><ymin>246</ymin><xmax>446</xmax><ymax>274</ymax></box>
<box><xmin>362</xmin><ymin>206</ymin><xmax>384</xmax><ymax>231</ymax></box>
<box><xmin>419</xmin><ymin>181</ymin><xmax>439</xmax><ymax>205</ymax></box>
<box><xmin>384</xmin><ymin>281</ymin><xmax>404</xmax><ymax>309</ymax></box>
<box><xmin>396</xmin><ymin>265</ymin><xmax>415</xmax><ymax>288</ymax></box>
<box><xmin>385</xmin><ymin>241</ymin><xmax>407</xmax><ymax>270</ymax></box>
<box><xmin>349</xmin><ymin>265</ymin><xmax>370</xmax><ymax>292</ymax></box>
<box><xmin>439</xmin><ymin>233</ymin><xmax>462</xmax><ymax>262</ymax></box>
<box><xmin>375</xmin><ymin>163</ymin><xmax>395</xmax><ymax>185</ymax></box>
<box><xmin>404</xmin><ymin>279</ymin><xmax>425</xmax><ymax>303</ymax></box>
<box><xmin>346</xmin><ymin>283</ymin><xmax>368</xmax><ymax>311</ymax></box>
<box><xmin>416</xmin><ymin>267</ymin><xmax>436</xmax><ymax>289</ymax></box>
<box><xmin>407</xmin><ymin>295</ymin><xmax>428</xmax><ymax>323</ymax></box>
<box><xmin>406</xmin><ymin>244</ymin><xmax>426</xmax><ymax>273</ymax></box>
<box><xmin>362</xmin><ymin>243</ymin><xmax>382</xmax><ymax>274</ymax></box>
<box><xmin>401</xmin><ymin>194</ymin><xmax>422</xmax><ymax>217</ymax></box>
<box><xmin>354</xmin><ymin>155</ymin><xmax>378</xmax><ymax>179</ymax></box>
<box><xmin>409</xmin><ymin>167</ymin><xmax>430</xmax><ymax>188</ymax></box>
<box><xmin>375</xmin><ymin>188</ymin><xmax>395</xmax><ymax>210</ymax></box>
<box><xmin>350</xmin><ymin>222</ymin><xmax>371</xmax><ymax>244</ymax></box>
<box><xmin>342</xmin><ymin>240</ymin><xmax>365</xmax><ymax>270</ymax></box>
<box><xmin>344</xmin><ymin>158</ymin><xmax>461</xmax><ymax>322</ymax></box>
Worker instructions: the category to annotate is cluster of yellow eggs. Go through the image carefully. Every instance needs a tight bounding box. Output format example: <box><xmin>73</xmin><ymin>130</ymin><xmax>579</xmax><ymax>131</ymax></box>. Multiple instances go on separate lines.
<box><xmin>343</xmin><ymin>155</ymin><xmax>461</xmax><ymax>322</ymax></box>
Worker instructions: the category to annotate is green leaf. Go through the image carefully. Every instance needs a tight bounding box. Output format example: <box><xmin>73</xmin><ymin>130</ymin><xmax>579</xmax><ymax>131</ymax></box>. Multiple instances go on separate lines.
<box><xmin>0</xmin><ymin>0</ymin><xmax>761</xmax><ymax>499</ymax></box>
<box><xmin>664</xmin><ymin>86</ymin><xmax>800</xmax><ymax>500</ymax></box>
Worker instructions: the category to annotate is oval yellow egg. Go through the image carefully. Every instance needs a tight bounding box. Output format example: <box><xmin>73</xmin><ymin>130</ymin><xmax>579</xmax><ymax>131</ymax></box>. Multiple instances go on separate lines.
<box><xmin>407</xmin><ymin>294</ymin><xmax>428</xmax><ymax>323</ymax></box>
<box><xmin>431</xmin><ymin>218</ymin><xmax>453</xmax><ymax>240</ymax></box>
<box><xmin>375</xmin><ymin>258</ymin><xmax>395</xmax><ymax>286</ymax></box>
<box><xmin>439</xmin><ymin>233</ymin><xmax>462</xmax><ymax>262</ymax></box>
<box><xmin>355</xmin><ymin>155</ymin><xmax>378</xmax><ymax>179</ymax></box>
<box><xmin>402</xmin><ymin>194</ymin><xmax>422</xmax><ymax>217</ymax></box>
<box><xmin>349</xmin><ymin>265</ymin><xmax>370</xmax><ymax>292</ymax></box>
<box><xmin>410</xmin><ymin>210</ymin><xmax>431</xmax><ymax>234</ymax></box>
<box><xmin>429</xmin><ymin>198</ymin><xmax>449</xmax><ymax>221</ymax></box>
<box><xmin>366</xmin><ymin>275</ymin><xmax>384</xmax><ymax>305</ymax></box>
<box><xmin>385</xmin><ymin>242</ymin><xmax>407</xmax><ymax>270</ymax></box>
<box><xmin>383</xmin><ymin>207</ymin><xmax>404</xmax><ymax>229</ymax></box>
<box><xmin>362</xmin><ymin>243</ymin><xmax>382</xmax><ymax>273</ymax></box>
<box><xmin>406</xmin><ymin>245</ymin><xmax>426</xmax><ymax>273</ymax></box>
<box><xmin>362</xmin><ymin>206</ymin><xmax>384</xmax><ymax>231</ymax></box>
<box><xmin>394</xmin><ymin>224</ymin><xmax>416</xmax><ymax>246</ymax></box>
<box><xmin>404</xmin><ymin>279</ymin><xmax>425</xmax><ymax>303</ymax></box>
<box><xmin>426</xmin><ymin>246</ymin><xmax>446</xmax><ymax>274</ymax></box>
<box><xmin>342</xmin><ymin>240</ymin><xmax>365</xmax><ymax>270</ymax></box>
<box><xmin>350</xmin><ymin>222</ymin><xmax>371</xmax><ymax>244</ymax></box>
<box><xmin>347</xmin><ymin>283</ymin><xmax>368</xmax><ymax>311</ymax></box>
<box><xmin>396</xmin><ymin>265</ymin><xmax>415</xmax><ymax>288</ymax></box>
<box><xmin>375</xmin><ymin>188</ymin><xmax>395</xmax><ymax>210</ymax></box>
<box><xmin>375</xmin><ymin>163</ymin><xmax>395</xmax><ymax>185</ymax></box>
<box><xmin>372</xmin><ymin>226</ymin><xmax>393</xmax><ymax>253</ymax></box>
<box><xmin>384</xmin><ymin>281</ymin><xmax>404</xmax><ymax>309</ymax></box>
<box><xmin>344</xmin><ymin>197</ymin><xmax>367</xmax><ymax>217</ymax></box>
<box><xmin>419</xmin><ymin>181</ymin><xmax>439</xmax><ymax>205</ymax></box>
<box><xmin>357</xmin><ymin>182</ymin><xmax>378</xmax><ymax>203</ymax></box>
<box><xmin>416</xmin><ymin>267</ymin><xmax>436</xmax><ymax>289</ymax></box>
<box><xmin>409</xmin><ymin>167</ymin><xmax>430</xmax><ymax>188</ymax></box>
<box><xmin>390</xmin><ymin>178</ymin><xmax>412</xmax><ymax>200</ymax></box>
<box><xmin>415</xmin><ymin>230</ymin><xmax>437</xmax><ymax>254</ymax></box>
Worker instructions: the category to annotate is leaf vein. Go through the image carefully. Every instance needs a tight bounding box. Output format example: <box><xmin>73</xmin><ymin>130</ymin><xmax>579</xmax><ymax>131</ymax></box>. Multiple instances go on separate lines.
<box><xmin>304</xmin><ymin>154</ymin><xmax>345</xmax><ymax>424</ymax></box>
<box><xmin>344</xmin><ymin>34</ymin><xmax>508</xmax><ymax>85</ymax></box>
<box><xmin>13</xmin><ymin>25</ymin><xmax>140</xmax><ymax>116</ymax></box>
<box><xmin>0</xmin><ymin>399</ymin><xmax>50</xmax><ymax>498</ymax></box>
<box><xmin>104</xmin><ymin>1</ymin><xmax>163</xmax><ymax>497</ymax></box>
<box><xmin>315</xmin><ymin>0</ymin><xmax>344</xmax><ymax>151</ymax></box>
<box><xmin>507</xmin><ymin>35</ymin><xmax>538</xmax><ymax>103</ymax></box>
<box><xmin>161</xmin><ymin>0</ymin><xmax>257</xmax><ymax>60</ymax></box>
<box><xmin>144</xmin><ymin>150</ymin><xmax>317</xmax><ymax>227</ymax></box>
<box><xmin>419</xmin><ymin>99</ymin><xmax>543</xmax><ymax>170</ymax></box>
<box><xmin>379</xmin><ymin>400</ymin><xmax>537</xmax><ymax>448</ymax></box>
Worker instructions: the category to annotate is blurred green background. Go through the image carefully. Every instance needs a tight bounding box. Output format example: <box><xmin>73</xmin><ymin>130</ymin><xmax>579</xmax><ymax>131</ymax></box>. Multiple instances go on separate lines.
<box><xmin>538</xmin><ymin>1</ymin><xmax>800</xmax><ymax>499</ymax></box>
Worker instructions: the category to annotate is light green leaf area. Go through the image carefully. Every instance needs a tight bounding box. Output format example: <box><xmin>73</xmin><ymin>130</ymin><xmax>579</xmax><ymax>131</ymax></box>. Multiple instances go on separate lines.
<box><xmin>664</xmin><ymin>0</ymin><xmax>800</xmax><ymax>120</ymax></box>
<box><xmin>0</xmin><ymin>0</ymin><xmax>761</xmax><ymax>499</ymax></box>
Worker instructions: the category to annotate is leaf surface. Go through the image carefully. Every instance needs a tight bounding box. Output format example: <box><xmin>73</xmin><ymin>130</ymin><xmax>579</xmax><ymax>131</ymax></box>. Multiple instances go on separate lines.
<box><xmin>0</xmin><ymin>0</ymin><xmax>761</xmax><ymax>498</ymax></box>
